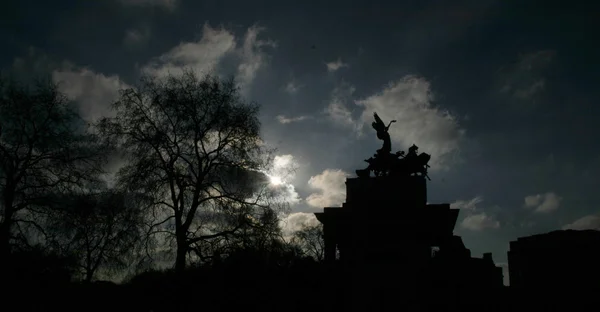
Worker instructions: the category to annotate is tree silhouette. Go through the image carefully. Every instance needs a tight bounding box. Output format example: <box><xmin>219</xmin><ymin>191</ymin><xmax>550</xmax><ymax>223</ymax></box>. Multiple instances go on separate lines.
<box><xmin>47</xmin><ymin>189</ymin><xmax>143</xmax><ymax>282</ymax></box>
<box><xmin>190</xmin><ymin>202</ymin><xmax>285</xmax><ymax>264</ymax></box>
<box><xmin>97</xmin><ymin>71</ymin><xmax>281</xmax><ymax>271</ymax></box>
<box><xmin>292</xmin><ymin>223</ymin><xmax>325</xmax><ymax>261</ymax></box>
<box><xmin>0</xmin><ymin>76</ymin><xmax>106</xmax><ymax>261</ymax></box>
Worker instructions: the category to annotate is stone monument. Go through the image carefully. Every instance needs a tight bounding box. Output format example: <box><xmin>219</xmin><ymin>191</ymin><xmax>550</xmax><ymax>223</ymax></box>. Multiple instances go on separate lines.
<box><xmin>314</xmin><ymin>112</ymin><xmax>502</xmax><ymax>311</ymax></box>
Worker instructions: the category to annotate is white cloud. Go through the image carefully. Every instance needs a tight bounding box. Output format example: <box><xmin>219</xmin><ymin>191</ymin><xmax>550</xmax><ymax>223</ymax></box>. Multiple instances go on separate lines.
<box><xmin>269</xmin><ymin>183</ymin><xmax>301</xmax><ymax>205</ymax></box>
<box><xmin>52</xmin><ymin>68</ymin><xmax>128</xmax><ymax>122</ymax></box>
<box><xmin>266</xmin><ymin>154</ymin><xmax>300</xmax><ymax>205</ymax></box>
<box><xmin>305</xmin><ymin>169</ymin><xmax>349</xmax><ymax>208</ymax></box>
<box><xmin>284</xmin><ymin>81</ymin><xmax>302</xmax><ymax>94</ymax></box>
<box><xmin>452</xmin><ymin>196</ymin><xmax>500</xmax><ymax>231</ymax></box>
<box><xmin>326</xmin><ymin>58</ymin><xmax>348</xmax><ymax>72</ymax></box>
<box><xmin>354</xmin><ymin>76</ymin><xmax>465</xmax><ymax>169</ymax></box>
<box><xmin>273</xmin><ymin>154</ymin><xmax>293</xmax><ymax>170</ymax></box>
<box><xmin>51</xmin><ymin>65</ymin><xmax>129</xmax><ymax>186</ymax></box>
<box><xmin>461</xmin><ymin>212</ymin><xmax>500</xmax><ymax>231</ymax></box>
<box><xmin>514</xmin><ymin>79</ymin><xmax>545</xmax><ymax>99</ymax></box>
<box><xmin>450</xmin><ymin>196</ymin><xmax>483</xmax><ymax>210</ymax></box>
<box><xmin>8</xmin><ymin>47</ymin><xmax>62</xmax><ymax>82</ymax></box>
<box><xmin>562</xmin><ymin>214</ymin><xmax>600</xmax><ymax>231</ymax></box>
<box><xmin>271</xmin><ymin>154</ymin><xmax>297</xmax><ymax>179</ymax></box>
<box><xmin>518</xmin><ymin>50</ymin><xmax>555</xmax><ymax>71</ymax></box>
<box><xmin>524</xmin><ymin>192</ymin><xmax>561</xmax><ymax>213</ymax></box>
<box><xmin>323</xmin><ymin>77</ymin><xmax>465</xmax><ymax>169</ymax></box>
<box><xmin>123</xmin><ymin>27</ymin><xmax>150</xmax><ymax>47</ymax></box>
<box><xmin>276</xmin><ymin>115</ymin><xmax>311</xmax><ymax>124</ymax></box>
<box><xmin>499</xmin><ymin>50</ymin><xmax>555</xmax><ymax>100</ymax></box>
<box><xmin>327</xmin><ymin>100</ymin><xmax>354</xmax><ymax>128</ymax></box>
<box><xmin>142</xmin><ymin>23</ymin><xmax>236</xmax><ymax>78</ymax></box>
<box><xmin>520</xmin><ymin>221</ymin><xmax>536</xmax><ymax>229</ymax></box>
<box><xmin>118</xmin><ymin>0</ymin><xmax>177</xmax><ymax>10</ymax></box>
<box><xmin>236</xmin><ymin>25</ymin><xmax>277</xmax><ymax>91</ymax></box>
<box><xmin>524</xmin><ymin>195</ymin><xmax>540</xmax><ymax>207</ymax></box>
<box><xmin>326</xmin><ymin>83</ymin><xmax>358</xmax><ymax>130</ymax></box>
<box><xmin>279</xmin><ymin>212</ymin><xmax>320</xmax><ymax>240</ymax></box>
<box><xmin>141</xmin><ymin>23</ymin><xmax>274</xmax><ymax>91</ymax></box>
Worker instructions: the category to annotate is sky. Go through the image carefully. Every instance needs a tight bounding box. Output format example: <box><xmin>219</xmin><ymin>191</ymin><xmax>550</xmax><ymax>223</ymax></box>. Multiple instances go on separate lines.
<box><xmin>2</xmin><ymin>0</ymin><xmax>600</xmax><ymax>284</ymax></box>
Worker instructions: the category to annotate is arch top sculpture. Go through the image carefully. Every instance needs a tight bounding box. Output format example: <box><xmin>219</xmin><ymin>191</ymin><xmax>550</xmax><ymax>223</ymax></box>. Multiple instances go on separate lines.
<box><xmin>356</xmin><ymin>112</ymin><xmax>431</xmax><ymax>180</ymax></box>
<box><xmin>372</xmin><ymin>112</ymin><xmax>395</xmax><ymax>155</ymax></box>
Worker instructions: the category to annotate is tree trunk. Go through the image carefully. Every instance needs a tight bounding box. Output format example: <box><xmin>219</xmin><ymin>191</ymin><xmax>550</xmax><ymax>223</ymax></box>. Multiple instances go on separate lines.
<box><xmin>0</xmin><ymin>191</ymin><xmax>15</xmax><ymax>261</ymax></box>
<box><xmin>174</xmin><ymin>226</ymin><xmax>188</xmax><ymax>272</ymax></box>
<box><xmin>85</xmin><ymin>269</ymin><xmax>94</xmax><ymax>283</ymax></box>
<box><xmin>85</xmin><ymin>250</ymin><xmax>94</xmax><ymax>283</ymax></box>
<box><xmin>0</xmin><ymin>218</ymin><xmax>13</xmax><ymax>279</ymax></box>
<box><xmin>0</xmin><ymin>221</ymin><xmax>11</xmax><ymax>260</ymax></box>
<box><xmin>174</xmin><ymin>240</ymin><xmax>187</xmax><ymax>272</ymax></box>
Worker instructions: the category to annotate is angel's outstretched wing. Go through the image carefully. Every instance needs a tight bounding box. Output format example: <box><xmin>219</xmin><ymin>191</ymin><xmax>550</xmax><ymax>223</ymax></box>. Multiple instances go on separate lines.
<box><xmin>373</xmin><ymin>112</ymin><xmax>384</xmax><ymax>127</ymax></box>
<box><xmin>372</xmin><ymin>112</ymin><xmax>386</xmax><ymax>132</ymax></box>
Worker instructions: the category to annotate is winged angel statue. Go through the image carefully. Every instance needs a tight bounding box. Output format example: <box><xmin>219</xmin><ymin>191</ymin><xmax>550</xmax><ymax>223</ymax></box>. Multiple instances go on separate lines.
<box><xmin>356</xmin><ymin>112</ymin><xmax>431</xmax><ymax>179</ymax></box>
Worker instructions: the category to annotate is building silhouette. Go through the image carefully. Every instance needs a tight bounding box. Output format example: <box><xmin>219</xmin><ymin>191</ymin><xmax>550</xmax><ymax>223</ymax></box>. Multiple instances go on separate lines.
<box><xmin>314</xmin><ymin>174</ymin><xmax>504</xmax><ymax>310</ymax></box>
<box><xmin>508</xmin><ymin>229</ymin><xmax>600</xmax><ymax>290</ymax></box>
<box><xmin>314</xmin><ymin>113</ymin><xmax>504</xmax><ymax>310</ymax></box>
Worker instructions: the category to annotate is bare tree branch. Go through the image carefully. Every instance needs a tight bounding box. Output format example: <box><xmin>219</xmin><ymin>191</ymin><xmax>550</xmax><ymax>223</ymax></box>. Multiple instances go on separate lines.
<box><xmin>97</xmin><ymin>70</ymin><xmax>284</xmax><ymax>271</ymax></box>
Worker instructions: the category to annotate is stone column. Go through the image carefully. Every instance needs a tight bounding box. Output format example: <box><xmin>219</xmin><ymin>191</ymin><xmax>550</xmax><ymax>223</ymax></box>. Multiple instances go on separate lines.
<box><xmin>323</xmin><ymin>222</ymin><xmax>336</xmax><ymax>263</ymax></box>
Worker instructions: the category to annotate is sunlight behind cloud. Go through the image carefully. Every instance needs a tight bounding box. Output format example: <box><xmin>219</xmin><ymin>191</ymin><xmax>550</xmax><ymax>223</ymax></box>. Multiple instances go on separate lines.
<box><xmin>268</xmin><ymin>175</ymin><xmax>283</xmax><ymax>186</ymax></box>
<box><xmin>261</xmin><ymin>154</ymin><xmax>301</xmax><ymax>205</ymax></box>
